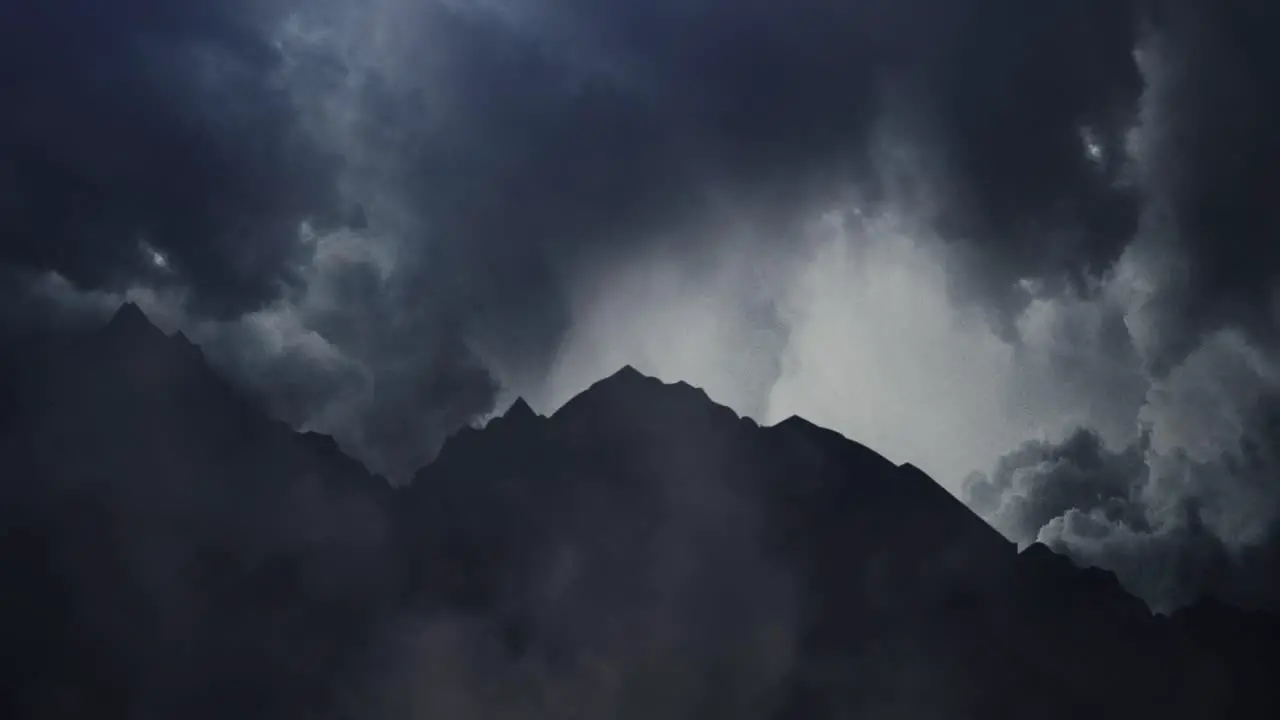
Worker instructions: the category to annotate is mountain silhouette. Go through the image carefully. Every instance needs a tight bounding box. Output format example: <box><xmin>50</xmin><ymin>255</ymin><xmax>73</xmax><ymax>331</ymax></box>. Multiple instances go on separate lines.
<box><xmin>1</xmin><ymin>302</ymin><xmax>1278</xmax><ymax>718</ymax></box>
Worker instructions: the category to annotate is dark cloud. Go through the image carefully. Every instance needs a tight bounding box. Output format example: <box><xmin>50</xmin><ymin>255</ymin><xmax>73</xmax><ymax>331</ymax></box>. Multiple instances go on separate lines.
<box><xmin>894</xmin><ymin>0</ymin><xmax>1143</xmax><ymax>310</ymax></box>
<box><xmin>5</xmin><ymin>0</ymin><xmax>1280</xmax><ymax>556</ymax></box>
<box><xmin>0</xmin><ymin>0</ymin><xmax>1157</xmax><ymax>479</ymax></box>
<box><xmin>0</xmin><ymin>0</ymin><xmax>345</xmax><ymax>317</ymax></box>
<box><xmin>372</xmin><ymin>0</ymin><xmax>1144</xmax><ymax>332</ymax></box>
<box><xmin>194</xmin><ymin>229</ymin><xmax>500</xmax><ymax>482</ymax></box>
<box><xmin>966</xmin><ymin>378</ymin><xmax>1280</xmax><ymax>611</ymax></box>
<box><xmin>1131</xmin><ymin>0</ymin><xmax>1280</xmax><ymax>368</ymax></box>
<box><xmin>4</xmin><ymin>0</ymin><xmax>1146</xmax><ymax>323</ymax></box>
<box><xmin>964</xmin><ymin>429</ymin><xmax>1150</xmax><ymax>545</ymax></box>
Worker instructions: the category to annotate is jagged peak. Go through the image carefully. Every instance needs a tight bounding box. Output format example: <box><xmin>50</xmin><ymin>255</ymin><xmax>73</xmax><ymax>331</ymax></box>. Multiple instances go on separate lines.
<box><xmin>100</xmin><ymin>301</ymin><xmax>208</xmax><ymax>366</ymax></box>
<box><xmin>774</xmin><ymin>414</ymin><xmax>887</xmax><ymax>458</ymax></box>
<box><xmin>599</xmin><ymin>364</ymin><xmax>650</xmax><ymax>387</ymax></box>
<box><xmin>552</xmin><ymin>366</ymin><xmax>654</xmax><ymax>416</ymax></box>
<box><xmin>172</xmin><ymin>330</ymin><xmax>205</xmax><ymax>358</ymax></box>
<box><xmin>104</xmin><ymin>301</ymin><xmax>162</xmax><ymax>339</ymax></box>
<box><xmin>774</xmin><ymin>414</ymin><xmax>821</xmax><ymax>432</ymax></box>
<box><xmin>110</xmin><ymin>300</ymin><xmax>146</xmax><ymax>321</ymax></box>
<box><xmin>553</xmin><ymin>365</ymin><xmax>742</xmax><ymax>425</ymax></box>
<box><xmin>504</xmin><ymin>397</ymin><xmax>538</xmax><ymax>421</ymax></box>
<box><xmin>585</xmin><ymin>365</ymin><xmax>724</xmax><ymax>401</ymax></box>
<box><xmin>1018</xmin><ymin>542</ymin><xmax>1061</xmax><ymax>563</ymax></box>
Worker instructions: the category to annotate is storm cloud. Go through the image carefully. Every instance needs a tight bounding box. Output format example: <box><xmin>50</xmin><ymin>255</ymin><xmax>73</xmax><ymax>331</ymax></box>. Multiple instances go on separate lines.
<box><xmin>4</xmin><ymin>0</ymin><xmax>1280</xmax><ymax>607</ymax></box>
<box><xmin>965</xmin><ymin>329</ymin><xmax>1280</xmax><ymax>611</ymax></box>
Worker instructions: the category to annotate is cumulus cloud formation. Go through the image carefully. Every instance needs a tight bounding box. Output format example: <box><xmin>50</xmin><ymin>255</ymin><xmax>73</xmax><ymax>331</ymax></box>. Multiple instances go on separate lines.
<box><xmin>958</xmin><ymin>1</ymin><xmax>1280</xmax><ymax>611</ymax></box>
<box><xmin>4</xmin><ymin>0</ymin><xmax>1280</xmax><ymax>607</ymax></box>
<box><xmin>965</xmin><ymin>330</ymin><xmax>1280</xmax><ymax>610</ymax></box>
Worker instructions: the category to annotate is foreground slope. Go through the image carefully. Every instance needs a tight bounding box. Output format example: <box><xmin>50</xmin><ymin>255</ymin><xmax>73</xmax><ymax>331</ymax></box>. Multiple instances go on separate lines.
<box><xmin>1</xmin><ymin>303</ymin><xmax>1277</xmax><ymax>719</ymax></box>
<box><xmin>0</xmin><ymin>304</ymin><xmax>397</xmax><ymax>718</ymax></box>
<box><xmin>400</xmin><ymin>367</ymin><xmax>1279</xmax><ymax>719</ymax></box>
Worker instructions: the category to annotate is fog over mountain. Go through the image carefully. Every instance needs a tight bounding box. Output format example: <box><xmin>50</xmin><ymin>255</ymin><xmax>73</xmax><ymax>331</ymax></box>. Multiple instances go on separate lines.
<box><xmin>3</xmin><ymin>0</ymin><xmax>1280</xmax><ymax>635</ymax></box>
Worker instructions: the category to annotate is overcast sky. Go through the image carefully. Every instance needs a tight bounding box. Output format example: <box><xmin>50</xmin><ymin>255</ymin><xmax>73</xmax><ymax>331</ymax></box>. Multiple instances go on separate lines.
<box><xmin>3</xmin><ymin>0</ymin><xmax>1279</xmax><ymax>609</ymax></box>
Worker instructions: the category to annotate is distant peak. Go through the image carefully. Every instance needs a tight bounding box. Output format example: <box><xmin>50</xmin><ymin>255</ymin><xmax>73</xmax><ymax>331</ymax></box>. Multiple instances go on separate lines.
<box><xmin>553</xmin><ymin>365</ymin><xmax>659</xmax><ymax>412</ymax></box>
<box><xmin>586</xmin><ymin>365</ymin><xmax>665</xmax><ymax>396</ymax></box>
<box><xmin>1019</xmin><ymin>542</ymin><xmax>1057</xmax><ymax>560</ymax></box>
<box><xmin>505</xmin><ymin>397</ymin><xmax>538</xmax><ymax>421</ymax></box>
<box><xmin>108</xmin><ymin>301</ymin><xmax>147</xmax><ymax>325</ymax></box>
<box><xmin>606</xmin><ymin>365</ymin><xmax>649</xmax><ymax>383</ymax></box>
<box><xmin>104</xmin><ymin>301</ymin><xmax>164</xmax><ymax>340</ymax></box>
<box><xmin>550</xmin><ymin>365</ymin><xmax>747</xmax><ymax>428</ymax></box>
<box><xmin>775</xmin><ymin>414</ymin><xmax>819</xmax><ymax>431</ymax></box>
<box><xmin>99</xmin><ymin>303</ymin><xmax>210</xmax><ymax>371</ymax></box>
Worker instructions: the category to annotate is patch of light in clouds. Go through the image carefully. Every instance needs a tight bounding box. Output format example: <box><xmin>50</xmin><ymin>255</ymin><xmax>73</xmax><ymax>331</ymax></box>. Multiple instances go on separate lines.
<box><xmin>525</xmin><ymin>204</ymin><xmax>1144</xmax><ymax>493</ymax></box>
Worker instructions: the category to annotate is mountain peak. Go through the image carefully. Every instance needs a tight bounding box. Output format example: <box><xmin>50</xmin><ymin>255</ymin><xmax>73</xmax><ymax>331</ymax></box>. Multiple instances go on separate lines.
<box><xmin>106</xmin><ymin>301</ymin><xmax>151</xmax><ymax>328</ymax></box>
<box><xmin>554</xmin><ymin>365</ymin><xmax>730</xmax><ymax>425</ymax></box>
<box><xmin>90</xmin><ymin>302</ymin><xmax>225</xmax><ymax>393</ymax></box>
<box><xmin>13</xmin><ymin>311</ymin><xmax>1280</xmax><ymax>716</ymax></box>
<box><xmin>103</xmin><ymin>301</ymin><xmax>166</xmax><ymax>343</ymax></box>
<box><xmin>601</xmin><ymin>364</ymin><xmax>650</xmax><ymax>386</ymax></box>
<box><xmin>505</xmin><ymin>397</ymin><xmax>537</xmax><ymax>421</ymax></box>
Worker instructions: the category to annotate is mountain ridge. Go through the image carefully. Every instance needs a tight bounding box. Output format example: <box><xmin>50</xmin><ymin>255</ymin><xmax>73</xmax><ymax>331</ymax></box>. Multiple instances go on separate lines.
<box><xmin>1</xmin><ymin>301</ymin><xmax>1278</xmax><ymax>719</ymax></box>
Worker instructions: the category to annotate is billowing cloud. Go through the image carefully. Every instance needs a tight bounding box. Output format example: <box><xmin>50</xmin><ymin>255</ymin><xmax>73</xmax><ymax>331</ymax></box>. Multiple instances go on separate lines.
<box><xmin>0</xmin><ymin>0</ymin><xmax>347</xmax><ymax>317</ymax></box>
<box><xmin>4</xmin><ymin>0</ymin><xmax>1280</xmax><ymax>610</ymax></box>
<box><xmin>1125</xmin><ymin>1</ymin><xmax>1280</xmax><ymax>369</ymax></box>
<box><xmin>965</xmin><ymin>329</ymin><xmax>1280</xmax><ymax>611</ymax></box>
<box><xmin>1</xmin><ymin>0</ymin><xmax>1150</xmax><ymax>481</ymax></box>
<box><xmin>964</xmin><ymin>429</ymin><xmax>1149</xmax><ymax>547</ymax></box>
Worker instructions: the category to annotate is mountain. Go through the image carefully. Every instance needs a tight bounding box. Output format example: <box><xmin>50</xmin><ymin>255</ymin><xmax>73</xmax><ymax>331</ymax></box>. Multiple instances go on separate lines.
<box><xmin>1</xmin><ymin>302</ymin><xmax>1278</xmax><ymax>719</ymax></box>
<box><xmin>0</xmin><ymin>303</ymin><xmax>396</xmax><ymax>719</ymax></box>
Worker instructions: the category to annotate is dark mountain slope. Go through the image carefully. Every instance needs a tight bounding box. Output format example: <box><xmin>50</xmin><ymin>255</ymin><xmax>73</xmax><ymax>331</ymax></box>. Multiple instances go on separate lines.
<box><xmin>0</xmin><ymin>304</ymin><xmax>397</xmax><ymax>719</ymax></box>
<box><xmin>1</xmin><ymin>303</ymin><xmax>1278</xmax><ymax>718</ymax></box>
<box><xmin>400</xmin><ymin>366</ymin><xmax>1277</xmax><ymax>719</ymax></box>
